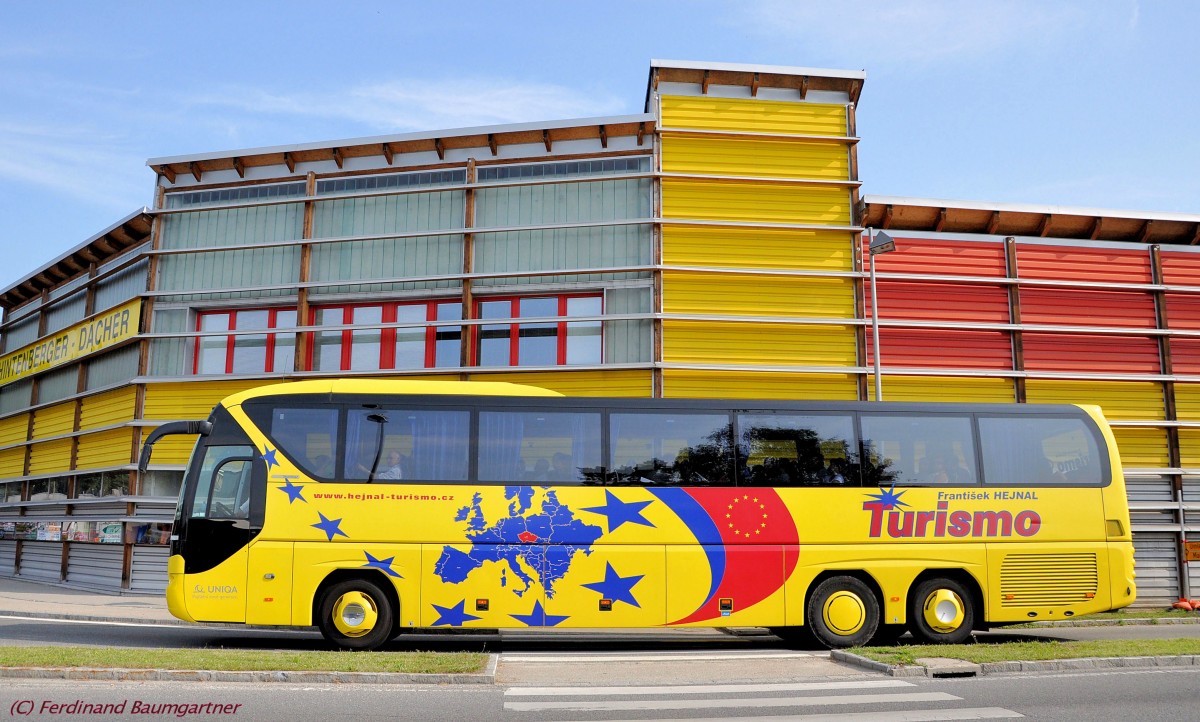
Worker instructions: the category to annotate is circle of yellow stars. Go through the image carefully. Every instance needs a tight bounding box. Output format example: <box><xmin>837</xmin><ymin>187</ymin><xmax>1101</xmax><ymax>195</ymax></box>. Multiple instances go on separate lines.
<box><xmin>727</xmin><ymin>494</ymin><xmax>768</xmax><ymax>538</ymax></box>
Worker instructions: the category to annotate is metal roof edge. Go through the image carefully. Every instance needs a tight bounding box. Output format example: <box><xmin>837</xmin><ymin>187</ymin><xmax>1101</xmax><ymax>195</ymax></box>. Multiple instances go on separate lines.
<box><xmin>146</xmin><ymin>113</ymin><xmax>657</xmax><ymax>167</ymax></box>
<box><xmin>650</xmin><ymin>58</ymin><xmax>867</xmax><ymax>80</ymax></box>
<box><xmin>861</xmin><ymin>195</ymin><xmax>1200</xmax><ymax>224</ymax></box>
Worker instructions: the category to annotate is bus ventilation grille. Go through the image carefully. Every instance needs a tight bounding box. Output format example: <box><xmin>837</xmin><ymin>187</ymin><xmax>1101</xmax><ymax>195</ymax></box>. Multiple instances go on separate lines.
<box><xmin>999</xmin><ymin>553</ymin><xmax>1098</xmax><ymax>607</ymax></box>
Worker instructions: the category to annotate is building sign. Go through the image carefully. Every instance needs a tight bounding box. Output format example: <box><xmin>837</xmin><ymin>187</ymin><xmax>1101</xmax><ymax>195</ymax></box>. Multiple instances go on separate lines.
<box><xmin>1186</xmin><ymin>541</ymin><xmax>1200</xmax><ymax>562</ymax></box>
<box><xmin>0</xmin><ymin>298</ymin><xmax>141</xmax><ymax>387</ymax></box>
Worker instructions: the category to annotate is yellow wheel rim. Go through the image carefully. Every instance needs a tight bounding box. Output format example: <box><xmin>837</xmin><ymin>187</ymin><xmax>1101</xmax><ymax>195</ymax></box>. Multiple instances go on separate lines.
<box><xmin>332</xmin><ymin>591</ymin><xmax>379</xmax><ymax>637</ymax></box>
<box><xmin>822</xmin><ymin>590</ymin><xmax>867</xmax><ymax>636</ymax></box>
<box><xmin>922</xmin><ymin>588</ymin><xmax>965</xmax><ymax>634</ymax></box>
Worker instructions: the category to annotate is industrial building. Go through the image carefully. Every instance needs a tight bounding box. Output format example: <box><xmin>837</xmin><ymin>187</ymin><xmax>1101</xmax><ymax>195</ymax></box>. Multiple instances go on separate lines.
<box><xmin>0</xmin><ymin>59</ymin><xmax>1197</xmax><ymax>603</ymax></box>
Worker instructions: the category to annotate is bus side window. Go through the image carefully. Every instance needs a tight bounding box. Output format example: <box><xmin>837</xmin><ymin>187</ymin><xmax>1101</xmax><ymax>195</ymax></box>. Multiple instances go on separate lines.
<box><xmin>860</xmin><ymin>415</ymin><xmax>976</xmax><ymax>487</ymax></box>
<box><xmin>979</xmin><ymin>416</ymin><xmax>1102</xmax><ymax>486</ymax></box>
<box><xmin>609</xmin><ymin>412</ymin><xmax>734</xmax><ymax>486</ymax></box>
<box><xmin>737</xmin><ymin>413</ymin><xmax>859</xmax><ymax>487</ymax></box>
<box><xmin>478</xmin><ymin>410</ymin><xmax>602</xmax><ymax>484</ymax></box>
<box><xmin>190</xmin><ymin>446</ymin><xmax>255</xmax><ymax>519</ymax></box>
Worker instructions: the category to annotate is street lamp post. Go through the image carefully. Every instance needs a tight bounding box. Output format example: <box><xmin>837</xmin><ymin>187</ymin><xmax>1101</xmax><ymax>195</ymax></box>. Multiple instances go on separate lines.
<box><xmin>867</xmin><ymin>229</ymin><xmax>896</xmax><ymax>401</ymax></box>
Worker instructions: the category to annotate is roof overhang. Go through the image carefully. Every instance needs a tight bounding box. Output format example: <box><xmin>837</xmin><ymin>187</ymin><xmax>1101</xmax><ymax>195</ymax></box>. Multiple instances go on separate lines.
<box><xmin>646</xmin><ymin>59</ymin><xmax>866</xmax><ymax>111</ymax></box>
<box><xmin>0</xmin><ymin>208</ymin><xmax>154</xmax><ymax>312</ymax></box>
<box><xmin>861</xmin><ymin>195</ymin><xmax>1200</xmax><ymax>246</ymax></box>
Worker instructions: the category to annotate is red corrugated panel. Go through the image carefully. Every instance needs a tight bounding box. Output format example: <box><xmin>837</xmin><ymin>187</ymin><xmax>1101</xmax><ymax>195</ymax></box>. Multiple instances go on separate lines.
<box><xmin>1166</xmin><ymin>294</ymin><xmax>1200</xmax><ymax>330</ymax></box>
<box><xmin>1159</xmin><ymin>250</ymin><xmax>1200</xmax><ymax>286</ymax></box>
<box><xmin>862</xmin><ymin>237</ymin><xmax>1007</xmax><ymax>277</ymax></box>
<box><xmin>866</xmin><ymin>281</ymin><xmax>1010</xmax><ymax>324</ymax></box>
<box><xmin>1016</xmin><ymin>244</ymin><xmax>1151</xmax><ymax>284</ymax></box>
<box><xmin>1170</xmin><ymin>338</ymin><xmax>1200</xmax><ymax>375</ymax></box>
<box><xmin>867</xmin><ymin>329</ymin><xmax>1012</xmax><ymax>369</ymax></box>
<box><xmin>1020</xmin><ymin>288</ymin><xmax>1157</xmax><ymax>328</ymax></box>
<box><xmin>1022</xmin><ymin>333</ymin><xmax>1161</xmax><ymax>373</ymax></box>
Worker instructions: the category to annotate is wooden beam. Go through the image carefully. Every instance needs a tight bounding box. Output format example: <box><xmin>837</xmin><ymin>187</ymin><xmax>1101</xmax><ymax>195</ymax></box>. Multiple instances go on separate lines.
<box><xmin>283</xmin><ymin>152</ymin><xmax>295</xmax><ymax>173</ymax></box>
<box><xmin>1037</xmin><ymin>213</ymin><xmax>1053</xmax><ymax>237</ymax></box>
<box><xmin>934</xmin><ymin>207</ymin><xmax>947</xmax><ymax>232</ymax></box>
<box><xmin>882</xmin><ymin>204</ymin><xmax>894</xmax><ymax>230</ymax></box>
<box><xmin>93</xmin><ymin>238</ymin><xmax>116</xmax><ymax>254</ymax></box>
<box><xmin>543</xmin><ymin>129</ymin><xmax>552</xmax><ymax>152</ymax></box>
<box><xmin>434</xmin><ymin>137</ymin><xmax>445</xmax><ymax>160</ymax></box>
<box><xmin>487</xmin><ymin>134</ymin><xmax>497</xmax><ymax>156</ymax></box>
<box><xmin>1137</xmin><ymin>219</ymin><xmax>1154</xmax><ymax>244</ymax></box>
<box><xmin>986</xmin><ymin>210</ymin><xmax>1001</xmax><ymax>235</ymax></box>
<box><xmin>232</xmin><ymin>157</ymin><xmax>245</xmax><ymax>178</ymax></box>
<box><xmin>61</xmin><ymin>257</ymin><xmax>84</xmax><ymax>272</ymax></box>
<box><xmin>331</xmin><ymin>147</ymin><xmax>343</xmax><ymax>168</ymax></box>
<box><xmin>598</xmin><ymin>125</ymin><xmax>608</xmax><ymax>149</ymax></box>
<box><xmin>701</xmin><ymin>70</ymin><xmax>711</xmax><ymax>94</ymax></box>
<box><xmin>21</xmin><ymin>281</ymin><xmax>38</xmax><ymax>294</ymax></box>
<box><xmin>1089</xmin><ymin>216</ymin><xmax>1104</xmax><ymax>240</ymax></box>
<box><xmin>799</xmin><ymin>76</ymin><xmax>810</xmax><ymax>99</ymax></box>
<box><xmin>157</xmin><ymin>165</ymin><xmax>176</xmax><ymax>184</ymax></box>
<box><xmin>751</xmin><ymin>72</ymin><xmax>760</xmax><ymax>97</ymax></box>
<box><xmin>35</xmin><ymin>273</ymin><xmax>55</xmax><ymax>286</ymax></box>
<box><xmin>637</xmin><ymin>121</ymin><xmax>645</xmax><ymax>146</ymax></box>
<box><xmin>188</xmin><ymin>162</ymin><xmax>202</xmax><ymax>182</ymax></box>
<box><xmin>77</xmin><ymin>248</ymin><xmax>99</xmax><ymax>264</ymax></box>
<box><xmin>1190</xmin><ymin>222</ymin><xmax>1200</xmax><ymax>246</ymax></box>
<box><xmin>381</xmin><ymin>142</ymin><xmax>394</xmax><ymax>165</ymax></box>
<box><xmin>46</xmin><ymin>265</ymin><xmax>69</xmax><ymax>280</ymax></box>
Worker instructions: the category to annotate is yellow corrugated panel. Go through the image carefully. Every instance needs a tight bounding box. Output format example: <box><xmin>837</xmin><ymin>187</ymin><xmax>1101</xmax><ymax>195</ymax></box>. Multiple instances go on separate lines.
<box><xmin>1025</xmin><ymin>380</ymin><xmax>1164</xmax><ymax>420</ymax></box>
<box><xmin>76</xmin><ymin>428</ymin><xmax>134</xmax><ymax>470</ymax></box>
<box><xmin>0</xmin><ymin>414</ymin><xmax>28</xmax><ymax>446</ymax></box>
<box><xmin>1112</xmin><ymin>427</ymin><xmax>1169</xmax><ymax>468</ymax></box>
<box><xmin>660</xmin><ymin>96</ymin><xmax>848</xmax><ymax>136</ymax></box>
<box><xmin>1174</xmin><ymin>383</ymin><xmax>1200</xmax><ymax>421</ymax></box>
<box><xmin>147</xmin><ymin>433</ymin><xmax>200</xmax><ymax>466</ymax></box>
<box><xmin>143</xmin><ymin>380</ymin><xmax>284</xmax><ymax>419</ymax></box>
<box><xmin>27</xmin><ymin>437</ymin><xmax>72</xmax><ymax>475</ymax></box>
<box><xmin>79</xmin><ymin>387</ymin><xmax>137</xmax><ymax>430</ymax></box>
<box><xmin>473</xmin><ymin>370</ymin><xmax>652</xmax><ymax>397</ymax></box>
<box><xmin>663</xmin><ymin>226</ymin><xmax>854</xmax><ymax>271</ymax></box>
<box><xmin>661</xmin><ymin>135</ymin><xmax>849</xmax><ymax>180</ymax></box>
<box><xmin>1178</xmin><ymin>429</ymin><xmax>1200</xmax><ymax>468</ymax></box>
<box><xmin>873</xmin><ymin>376</ymin><xmax>1016</xmax><ymax>404</ymax></box>
<box><xmin>0</xmin><ymin>447</ymin><xmax>24</xmax><ymax>477</ymax></box>
<box><xmin>664</xmin><ymin>370</ymin><xmax>857</xmax><ymax>400</ymax></box>
<box><xmin>663</xmin><ymin>321</ymin><xmax>857</xmax><ymax>367</ymax></box>
<box><xmin>32</xmin><ymin>402</ymin><xmax>75</xmax><ymax>439</ymax></box>
<box><xmin>662</xmin><ymin>179</ymin><xmax>850</xmax><ymax>225</ymax></box>
<box><xmin>663</xmin><ymin>272</ymin><xmax>855</xmax><ymax>318</ymax></box>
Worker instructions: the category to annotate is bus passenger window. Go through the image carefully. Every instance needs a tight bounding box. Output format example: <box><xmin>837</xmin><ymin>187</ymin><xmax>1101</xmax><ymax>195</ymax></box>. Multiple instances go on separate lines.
<box><xmin>979</xmin><ymin>416</ymin><xmax>1103</xmax><ymax>486</ymax></box>
<box><xmin>344</xmin><ymin>408</ymin><xmax>470</xmax><ymax>482</ymax></box>
<box><xmin>609</xmin><ymin>413</ymin><xmax>733</xmax><ymax>486</ymax></box>
<box><xmin>737</xmin><ymin>413</ymin><xmax>858</xmax><ymax>487</ymax></box>
<box><xmin>478</xmin><ymin>411</ymin><xmax>602</xmax><ymax>484</ymax></box>
<box><xmin>860</xmin><ymin>415</ymin><xmax>977</xmax><ymax>487</ymax></box>
<box><xmin>251</xmin><ymin>406</ymin><xmax>339</xmax><ymax>480</ymax></box>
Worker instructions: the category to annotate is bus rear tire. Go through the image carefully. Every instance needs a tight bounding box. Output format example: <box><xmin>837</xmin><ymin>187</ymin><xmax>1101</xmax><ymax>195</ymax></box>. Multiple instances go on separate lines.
<box><xmin>317</xmin><ymin>578</ymin><xmax>395</xmax><ymax>651</ymax></box>
<box><xmin>806</xmin><ymin>576</ymin><xmax>879</xmax><ymax>649</ymax></box>
<box><xmin>908</xmin><ymin>577</ymin><xmax>974</xmax><ymax>645</ymax></box>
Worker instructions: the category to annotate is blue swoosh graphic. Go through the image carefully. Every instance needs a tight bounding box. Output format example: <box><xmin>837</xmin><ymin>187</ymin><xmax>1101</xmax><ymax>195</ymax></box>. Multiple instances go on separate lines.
<box><xmin>649</xmin><ymin>488</ymin><xmax>725</xmax><ymax>609</ymax></box>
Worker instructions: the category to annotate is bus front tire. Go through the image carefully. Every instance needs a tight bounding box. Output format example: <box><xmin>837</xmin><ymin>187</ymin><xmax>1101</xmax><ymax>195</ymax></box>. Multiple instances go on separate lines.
<box><xmin>806</xmin><ymin>576</ymin><xmax>880</xmax><ymax>649</ymax></box>
<box><xmin>908</xmin><ymin>577</ymin><xmax>974</xmax><ymax>645</ymax></box>
<box><xmin>317</xmin><ymin>578</ymin><xmax>395</xmax><ymax>651</ymax></box>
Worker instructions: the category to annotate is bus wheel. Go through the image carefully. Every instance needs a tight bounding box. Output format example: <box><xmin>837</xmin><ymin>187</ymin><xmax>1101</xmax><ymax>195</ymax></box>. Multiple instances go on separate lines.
<box><xmin>317</xmin><ymin>578</ymin><xmax>395</xmax><ymax>651</ymax></box>
<box><xmin>806</xmin><ymin>576</ymin><xmax>880</xmax><ymax>649</ymax></box>
<box><xmin>908</xmin><ymin>578</ymin><xmax>974</xmax><ymax>645</ymax></box>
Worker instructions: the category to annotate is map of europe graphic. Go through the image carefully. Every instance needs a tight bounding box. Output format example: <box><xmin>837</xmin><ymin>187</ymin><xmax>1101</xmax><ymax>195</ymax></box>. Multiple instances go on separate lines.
<box><xmin>433</xmin><ymin>487</ymin><xmax>604</xmax><ymax>598</ymax></box>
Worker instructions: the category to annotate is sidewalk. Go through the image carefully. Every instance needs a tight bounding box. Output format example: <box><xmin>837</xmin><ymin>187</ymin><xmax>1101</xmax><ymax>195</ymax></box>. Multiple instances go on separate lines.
<box><xmin>0</xmin><ymin>575</ymin><xmax>178</xmax><ymax>625</ymax></box>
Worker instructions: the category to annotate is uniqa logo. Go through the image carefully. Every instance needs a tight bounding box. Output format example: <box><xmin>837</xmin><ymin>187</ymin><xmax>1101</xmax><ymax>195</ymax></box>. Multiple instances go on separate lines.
<box><xmin>863</xmin><ymin>487</ymin><xmax>1040</xmax><ymax>539</ymax></box>
<box><xmin>195</xmin><ymin>585</ymin><xmax>239</xmax><ymax>593</ymax></box>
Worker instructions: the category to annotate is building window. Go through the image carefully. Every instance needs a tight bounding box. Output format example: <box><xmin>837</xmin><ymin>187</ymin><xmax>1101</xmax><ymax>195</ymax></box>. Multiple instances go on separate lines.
<box><xmin>474</xmin><ymin>294</ymin><xmax>602</xmax><ymax>366</ymax></box>
<box><xmin>309</xmin><ymin>301</ymin><xmax>462</xmax><ymax>372</ymax></box>
<box><xmin>195</xmin><ymin>308</ymin><xmax>297</xmax><ymax>374</ymax></box>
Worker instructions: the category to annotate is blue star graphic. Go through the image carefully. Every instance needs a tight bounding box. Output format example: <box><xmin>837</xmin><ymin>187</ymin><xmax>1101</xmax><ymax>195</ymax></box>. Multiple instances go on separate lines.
<box><xmin>864</xmin><ymin>486</ymin><xmax>910</xmax><ymax>511</ymax></box>
<box><xmin>363</xmin><ymin>551</ymin><xmax>402</xmax><ymax>578</ymax></box>
<box><xmin>261</xmin><ymin>445</ymin><xmax>280</xmax><ymax>470</ymax></box>
<box><xmin>581</xmin><ymin>562</ymin><xmax>644</xmax><ymax>608</ymax></box>
<box><xmin>277</xmin><ymin>478</ymin><xmax>306</xmax><ymax>504</ymax></box>
<box><xmin>431</xmin><ymin>600</ymin><xmax>482</xmax><ymax>627</ymax></box>
<box><xmin>582</xmin><ymin>490</ymin><xmax>655</xmax><ymax>533</ymax></box>
<box><xmin>510</xmin><ymin>599</ymin><xmax>569</xmax><ymax>627</ymax></box>
<box><xmin>311</xmin><ymin>512</ymin><xmax>348</xmax><ymax>541</ymax></box>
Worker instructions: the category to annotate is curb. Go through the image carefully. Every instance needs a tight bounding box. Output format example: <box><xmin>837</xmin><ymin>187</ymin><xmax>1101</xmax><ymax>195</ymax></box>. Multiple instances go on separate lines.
<box><xmin>0</xmin><ymin>610</ymin><xmax>296</xmax><ymax>631</ymax></box>
<box><xmin>1027</xmin><ymin>617</ymin><xmax>1200</xmax><ymax>627</ymax></box>
<box><xmin>832</xmin><ymin>649</ymin><xmax>1200</xmax><ymax>677</ymax></box>
<box><xmin>0</xmin><ymin>654</ymin><xmax>499</xmax><ymax>685</ymax></box>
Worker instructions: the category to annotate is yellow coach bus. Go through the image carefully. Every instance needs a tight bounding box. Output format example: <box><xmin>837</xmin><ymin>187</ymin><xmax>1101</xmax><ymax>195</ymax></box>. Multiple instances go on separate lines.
<box><xmin>139</xmin><ymin>379</ymin><xmax>1135</xmax><ymax>650</ymax></box>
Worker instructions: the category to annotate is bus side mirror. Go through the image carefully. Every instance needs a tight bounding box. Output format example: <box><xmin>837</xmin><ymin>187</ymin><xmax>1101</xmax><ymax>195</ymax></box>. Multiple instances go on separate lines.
<box><xmin>139</xmin><ymin>420</ymin><xmax>212</xmax><ymax>475</ymax></box>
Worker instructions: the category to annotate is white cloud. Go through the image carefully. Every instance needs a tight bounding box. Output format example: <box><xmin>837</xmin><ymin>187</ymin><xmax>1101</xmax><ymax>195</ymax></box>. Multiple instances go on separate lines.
<box><xmin>739</xmin><ymin>0</ymin><xmax>1089</xmax><ymax>65</ymax></box>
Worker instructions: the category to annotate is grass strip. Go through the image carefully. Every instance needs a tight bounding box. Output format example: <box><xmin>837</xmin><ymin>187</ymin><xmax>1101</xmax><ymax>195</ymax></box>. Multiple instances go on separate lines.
<box><xmin>0</xmin><ymin>647</ymin><xmax>487</xmax><ymax>674</ymax></box>
<box><xmin>854</xmin><ymin>638</ymin><xmax>1200</xmax><ymax>666</ymax></box>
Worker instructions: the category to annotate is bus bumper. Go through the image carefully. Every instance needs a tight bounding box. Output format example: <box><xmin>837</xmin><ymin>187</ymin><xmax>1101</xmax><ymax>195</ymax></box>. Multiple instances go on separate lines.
<box><xmin>166</xmin><ymin>554</ymin><xmax>197</xmax><ymax>623</ymax></box>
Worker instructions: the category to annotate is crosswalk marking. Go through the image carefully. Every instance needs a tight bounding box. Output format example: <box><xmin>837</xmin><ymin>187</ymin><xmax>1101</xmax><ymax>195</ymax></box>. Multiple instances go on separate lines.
<box><xmin>504</xmin><ymin>691</ymin><xmax>962</xmax><ymax>713</ymax></box>
<box><xmin>505</xmin><ymin>680</ymin><xmax>915</xmax><ymax>697</ymax></box>
<box><xmin>566</xmin><ymin>709</ymin><xmax>1023</xmax><ymax>722</ymax></box>
<box><xmin>501</xmin><ymin>651</ymin><xmax>822</xmax><ymax>663</ymax></box>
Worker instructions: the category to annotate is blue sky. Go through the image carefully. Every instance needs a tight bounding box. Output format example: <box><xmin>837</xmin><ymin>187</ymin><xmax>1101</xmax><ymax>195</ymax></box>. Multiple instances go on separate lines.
<box><xmin>1</xmin><ymin>1</ymin><xmax>1195</xmax><ymax>294</ymax></box>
